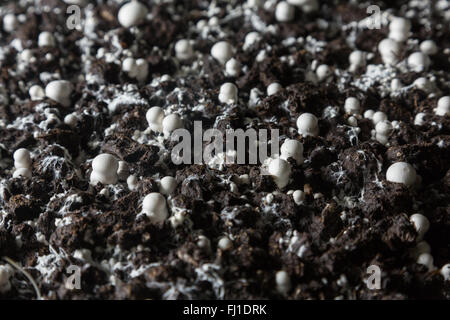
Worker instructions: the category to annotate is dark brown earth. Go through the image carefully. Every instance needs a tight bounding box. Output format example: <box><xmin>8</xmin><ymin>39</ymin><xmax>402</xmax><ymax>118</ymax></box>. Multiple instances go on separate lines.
<box><xmin>0</xmin><ymin>0</ymin><xmax>448</xmax><ymax>300</ymax></box>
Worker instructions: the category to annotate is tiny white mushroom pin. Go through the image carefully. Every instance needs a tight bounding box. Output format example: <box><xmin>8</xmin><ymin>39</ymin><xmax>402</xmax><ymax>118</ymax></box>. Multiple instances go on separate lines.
<box><xmin>218</xmin><ymin>83</ymin><xmax>238</xmax><ymax>104</ymax></box>
<box><xmin>275</xmin><ymin>270</ymin><xmax>291</xmax><ymax>294</ymax></box>
<box><xmin>344</xmin><ymin>97</ymin><xmax>361</xmax><ymax>115</ymax></box>
<box><xmin>280</xmin><ymin>139</ymin><xmax>304</xmax><ymax>165</ymax></box>
<box><xmin>268</xmin><ymin>158</ymin><xmax>292</xmax><ymax>189</ymax></box>
<box><xmin>142</xmin><ymin>192</ymin><xmax>169</xmax><ymax>224</ymax></box>
<box><xmin>146</xmin><ymin>106</ymin><xmax>165</xmax><ymax>132</ymax></box>
<box><xmin>90</xmin><ymin>153</ymin><xmax>119</xmax><ymax>185</ymax></box>
<box><xmin>45</xmin><ymin>80</ymin><xmax>73</xmax><ymax>107</ymax></box>
<box><xmin>159</xmin><ymin>176</ymin><xmax>177</xmax><ymax>195</ymax></box>
<box><xmin>296</xmin><ymin>113</ymin><xmax>319</xmax><ymax>137</ymax></box>
<box><xmin>211</xmin><ymin>41</ymin><xmax>233</xmax><ymax>64</ymax></box>
<box><xmin>162</xmin><ymin>113</ymin><xmax>183</xmax><ymax>138</ymax></box>
<box><xmin>435</xmin><ymin>96</ymin><xmax>450</xmax><ymax>116</ymax></box>
<box><xmin>175</xmin><ymin>39</ymin><xmax>194</xmax><ymax>61</ymax></box>
<box><xmin>410</xmin><ymin>213</ymin><xmax>430</xmax><ymax>241</ymax></box>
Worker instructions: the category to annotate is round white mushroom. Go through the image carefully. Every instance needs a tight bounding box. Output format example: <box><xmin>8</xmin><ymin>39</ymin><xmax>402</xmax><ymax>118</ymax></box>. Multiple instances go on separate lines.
<box><xmin>118</xmin><ymin>0</ymin><xmax>148</xmax><ymax>28</ymax></box>
<box><xmin>142</xmin><ymin>192</ymin><xmax>169</xmax><ymax>224</ymax></box>
<box><xmin>268</xmin><ymin>158</ymin><xmax>292</xmax><ymax>189</ymax></box>
<box><xmin>296</xmin><ymin>113</ymin><xmax>319</xmax><ymax>137</ymax></box>
<box><xmin>211</xmin><ymin>41</ymin><xmax>233</xmax><ymax>64</ymax></box>
<box><xmin>280</xmin><ymin>139</ymin><xmax>304</xmax><ymax>165</ymax></box>
<box><xmin>45</xmin><ymin>80</ymin><xmax>73</xmax><ymax>107</ymax></box>
<box><xmin>218</xmin><ymin>83</ymin><xmax>238</xmax><ymax>104</ymax></box>
<box><xmin>275</xmin><ymin>1</ymin><xmax>295</xmax><ymax>22</ymax></box>
<box><xmin>386</xmin><ymin>162</ymin><xmax>417</xmax><ymax>186</ymax></box>
<box><xmin>90</xmin><ymin>153</ymin><xmax>119</xmax><ymax>185</ymax></box>
<box><xmin>146</xmin><ymin>106</ymin><xmax>165</xmax><ymax>132</ymax></box>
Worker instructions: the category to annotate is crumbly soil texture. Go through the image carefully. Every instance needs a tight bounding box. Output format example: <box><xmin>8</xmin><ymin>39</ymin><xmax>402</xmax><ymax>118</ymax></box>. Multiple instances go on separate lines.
<box><xmin>0</xmin><ymin>0</ymin><xmax>449</xmax><ymax>299</ymax></box>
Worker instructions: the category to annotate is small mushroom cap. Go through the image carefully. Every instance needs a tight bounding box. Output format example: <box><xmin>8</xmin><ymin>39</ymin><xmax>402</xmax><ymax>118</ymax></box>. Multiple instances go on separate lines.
<box><xmin>386</xmin><ymin>162</ymin><xmax>417</xmax><ymax>186</ymax></box>
<box><xmin>143</xmin><ymin>192</ymin><xmax>167</xmax><ymax>212</ymax></box>
<box><xmin>92</xmin><ymin>154</ymin><xmax>119</xmax><ymax>175</ymax></box>
<box><xmin>118</xmin><ymin>1</ymin><xmax>148</xmax><ymax>28</ymax></box>
<box><xmin>211</xmin><ymin>41</ymin><xmax>233</xmax><ymax>64</ymax></box>
<box><xmin>296</xmin><ymin>113</ymin><xmax>319</xmax><ymax>136</ymax></box>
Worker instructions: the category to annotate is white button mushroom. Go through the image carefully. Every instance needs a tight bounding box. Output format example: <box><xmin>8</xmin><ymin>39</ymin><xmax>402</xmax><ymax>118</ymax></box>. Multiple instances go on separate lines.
<box><xmin>375</xmin><ymin>120</ymin><xmax>393</xmax><ymax>145</ymax></box>
<box><xmin>435</xmin><ymin>96</ymin><xmax>450</xmax><ymax>116</ymax></box>
<box><xmin>118</xmin><ymin>0</ymin><xmax>148</xmax><ymax>28</ymax></box>
<box><xmin>267</xmin><ymin>82</ymin><xmax>282</xmax><ymax>96</ymax></box>
<box><xmin>146</xmin><ymin>106</ymin><xmax>165</xmax><ymax>132</ymax></box>
<box><xmin>90</xmin><ymin>153</ymin><xmax>119</xmax><ymax>185</ymax></box>
<box><xmin>346</xmin><ymin>116</ymin><xmax>357</xmax><ymax>127</ymax></box>
<box><xmin>197</xmin><ymin>235</ymin><xmax>211</xmax><ymax>250</ymax></box>
<box><xmin>13</xmin><ymin>148</ymin><xmax>31</xmax><ymax>169</ymax></box>
<box><xmin>3</xmin><ymin>14</ymin><xmax>17</xmax><ymax>33</ymax></box>
<box><xmin>375</xmin><ymin>120</ymin><xmax>392</xmax><ymax>136</ymax></box>
<box><xmin>275</xmin><ymin>1</ymin><xmax>295</xmax><ymax>22</ymax></box>
<box><xmin>275</xmin><ymin>270</ymin><xmax>291</xmax><ymax>294</ymax></box>
<box><xmin>159</xmin><ymin>176</ymin><xmax>177</xmax><ymax>195</ymax></box>
<box><xmin>127</xmin><ymin>174</ymin><xmax>138</xmax><ymax>191</ymax></box>
<box><xmin>225</xmin><ymin>58</ymin><xmax>241</xmax><ymax>77</ymax></box>
<box><xmin>344</xmin><ymin>97</ymin><xmax>361</xmax><ymax>115</ymax></box>
<box><xmin>386</xmin><ymin>162</ymin><xmax>417</xmax><ymax>186</ymax></box>
<box><xmin>13</xmin><ymin>149</ymin><xmax>32</xmax><ymax>179</ymax></box>
<box><xmin>349</xmin><ymin>50</ymin><xmax>366</xmax><ymax>72</ymax></box>
<box><xmin>407</xmin><ymin>52</ymin><xmax>430</xmax><ymax>72</ymax></box>
<box><xmin>268</xmin><ymin>158</ymin><xmax>292</xmax><ymax>189</ymax></box>
<box><xmin>414</xmin><ymin>112</ymin><xmax>426</xmax><ymax>126</ymax></box>
<box><xmin>388</xmin><ymin>17</ymin><xmax>411</xmax><ymax>42</ymax></box>
<box><xmin>29</xmin><ymin>85</ymin><xmax>45</xmax><ymax>101</ymax></box>
<box><xmin>218</xmin><ymin>236</ymin><xmax>232</xmax><ymax>250</ymax></box>
<box><xmin>134</xmin><ymin>58</ymin><xmax>149</xmax><ymax>82</ymax></box>
<box><xmin>378</xmin><ymin>38</ymin><xmax>402</xmax><ymax>65</ymax></box>
<box><xmin>175</xmin><ymin>39</ymin><xmax>194</xmax><ymax>61</ymax></box>
<box><xmin>296</xmin><ymin>113</ymin><xmax>319</xmax><ymax>137</ymax></box>
<box><xmin>162</xmin><ymin>113</ymin><xmax>183</xmax><ymax>137</ymax></box>
<box><xmin>417</xmin><ymin>253</ymin><xmax>434</xmax><ymax>271</ymax></box>
<box><xmin>440</xmin><ymin>264</ymin><xmax>450</xmax><ymax>281</ymax></box>
<box><xmin>292</xmin><ymin>190</ymin><xmax>305</xmax><ymax>205</ymax></box>
<box><xmin>142</xmin><ymin>193</ymin><xmax>168</xmax><ymax>224</ymax></box>
<box><xmin>218</xmin><ymin>83</ymin><xmax>238</xmax><ymax>104</ymax></box>
<box><xmin>410</xmin><ymin>213</ymin><xmax>430</xmax><ymax>241</ymax></box>
<box><xmin>372</xmin><ymin>111</ymin><xmax>387</xmax><ymax>125</ymax></box>
<box><xmin>243</xmin><ymin>32</ymin><xmax>261</xmax><ymax>50</ymax></box>
<box><xmin>45</xmin><ymin>80</ymin><xmax>73</xmax><ymax>107</ymax></box>
<box><xmin>420</xmin><ymin>40</ymin><xmax>438</xmax><ymax>55</ymax></box>
<box><xmin>211</xmin><ymin>41</ymin><xmax>234</xmax><ymax>64</ymax></box>
<box><xmin>389</xmin><ymin>17</ymin><xmax>411</xmax><ymax>33</ymax></box>
<box><xmin>64</xmin><ymin>113</ymin><xmax>78</xmax><ymax>127</ymax></box>
<box><xmin>122</xmin><ymin>57</ymin><xmax>138</xmax><ymax>78</ymax></box>
<box><xmin>316</xmin><ymin>64</ymin><xmax>331</xmax><ymax>81</ymax></box>
<box><xmin>280</xmin><ymin>139</ymin><xmax>304</xmax><ymax>164</ymax></box>
<box><xmin>364</xmin><ymin>109</ymin><xmax>375</xmax><ymax>119</ymax></box>
<box><xmin>38</xmin><ymin>31</ymin><xmax>55</xmax><ymax>47</ymax></box>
